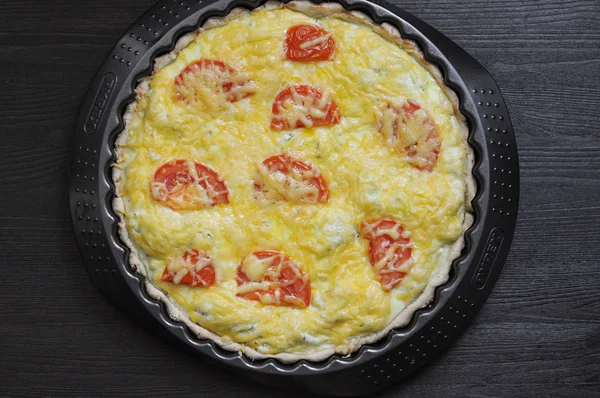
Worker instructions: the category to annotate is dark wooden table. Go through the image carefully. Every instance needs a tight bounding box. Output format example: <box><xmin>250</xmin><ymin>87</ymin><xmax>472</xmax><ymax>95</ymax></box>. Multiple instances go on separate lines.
<box><xmin>1</xmin><ymin>0</ymin><xmax>599</xmax><ymax>396</ymax></box>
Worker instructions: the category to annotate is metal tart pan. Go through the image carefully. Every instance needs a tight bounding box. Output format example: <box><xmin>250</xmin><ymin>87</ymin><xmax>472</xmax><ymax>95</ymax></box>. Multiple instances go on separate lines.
<box><xmin>69</xmin><ymin>0</ymin><xmax>519</xmax><ymax>395</ymax></box>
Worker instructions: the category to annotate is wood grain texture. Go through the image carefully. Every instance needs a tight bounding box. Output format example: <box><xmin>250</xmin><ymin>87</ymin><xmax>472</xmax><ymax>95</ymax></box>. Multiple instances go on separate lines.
<box><xmin>0</xmin><ymin>0</ymin><xmax>599</xmax><ymax>396</ymax></box>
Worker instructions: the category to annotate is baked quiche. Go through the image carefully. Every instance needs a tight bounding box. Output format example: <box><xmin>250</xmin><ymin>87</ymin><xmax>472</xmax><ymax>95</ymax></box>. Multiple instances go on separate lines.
<box><xmin>112</xmin><ymin>1</ymin><xmax>474</xmax><ymax>362</ymax></box>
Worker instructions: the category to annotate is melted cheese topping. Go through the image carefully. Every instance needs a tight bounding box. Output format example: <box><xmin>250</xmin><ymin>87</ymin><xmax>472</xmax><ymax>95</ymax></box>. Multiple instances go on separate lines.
<box><xmin>151</xmin><ymin>162</ymin><xmax>226</xmax><ymax>209</ymax></box>
<box><xmin>299</xmin><ymin>34</ymin><xmax>330</xmax><ymax>49</ymax></box>
<box><xmin>272</xmin><ymin>86</ymin><xmax>332</xmax><ymax>128</ymax></box>
<box><xmin>238</xmin><ymin>253</ymin><xmax>309</xmax><ymax>307</ymax></box>
<box><xmin>165</xmin><ymin>252</ymin><xmax>211</xmax><ymax>285</ymax></box>
<box><xmin>377</xmin><ymin>99</ymin><xmax>440</xmax><ymax>169</ymax></box>
<box><xmin>241</xmin><ymin>253</ymin><xmax>276</xmax><ymax>281</ymax></box>
<box><xmin>116</xmin><ymin>7</ymin><xmax>468</xmax><ymax>356</ymax></box>
<box><xmin>255</xmin><ymin>162</ymin><xmax>320</xmax><ymax>202</ymax></box>
<box><xmin>175</xmin><ymin>62</ymin><xmax>257</xmax><ymax>114</ymax></box>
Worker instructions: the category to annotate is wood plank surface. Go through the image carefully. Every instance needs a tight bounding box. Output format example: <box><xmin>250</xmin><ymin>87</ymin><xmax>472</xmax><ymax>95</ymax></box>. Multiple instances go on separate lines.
<box><xmin>0</xmin><ymin>0</ymin><xmax>599</xmax><ymax>396</ymax></box>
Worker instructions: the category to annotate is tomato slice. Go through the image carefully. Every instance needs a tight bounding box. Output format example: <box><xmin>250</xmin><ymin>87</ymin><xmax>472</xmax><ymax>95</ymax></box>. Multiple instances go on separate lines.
<box><xmin>377</xmin><ymin>99</ymin><xmax>440</xmax><ymax>172</ymax></box>
<box><xmin>359</xmin><ymin>219</ymin><xmax>414</xmax><ymax>291</ymax></box>
<box><xmin>236</xmin><ymin>250</ymin><xmax>311</xmax><ymax>308</ymax></box>
<box><xmin>174</xmin><ymin>59</ymin><xmax>256</xmax><ymax>104</ymax></box>
<box><xmin>161</xmin><ymin>249</ymin><xmax>216</xmax><ymax>287</ymax></box>
<box><xmin>270</xmin><ymin>84</ymin><xmax>341</xmax><ymax>130</ymax></box>
<box><xmin>285</xmin><ymin>24</ymin><xmax>335</xmax><ymax>61</ymax></box>
<box><xmin>150</xmin><ymin>159</ymin><xmax>229</xmax><ymax>210</ymax></box>
<box><xmin>254</xmin><ymin>154</ymin><xmax>329</xmax><ymax>203</ymax></box>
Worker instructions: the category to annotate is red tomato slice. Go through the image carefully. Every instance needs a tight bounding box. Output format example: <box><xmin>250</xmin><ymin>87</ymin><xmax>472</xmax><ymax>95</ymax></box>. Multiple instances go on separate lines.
<box><xmin>150</xmin><ymin>159</ymin><xmax>229</xmax><ymax>210</ymax></box>
<box><xmin>360</xmin><ymin>219</ymin><xmax>414</xmax><ymax>291</ymax></box>
<box><xmin>270</xmin><ymin>84</ymin><xmax>341</xmax><ymax>130</ymax></box>
<box><xmin>285</xmin><ymin>24</ymin><xmax>335</xmax><ymax>61</ymax></box>
<box><xmin>174</xmin><ymin>59</ymin><xmax>256</xmax><ymax>104</ymax></box>
<box><xmin>161</xmin><ymin>249</ymin><xmax>216</xmax><ymax>287</ymax></box>
<box><xmin>377</xmin><ymin>99</ymin><xmax>440</xmax><ymax>172</ymax></box>
<box><xmin>236</xmin><ymin>250</ymin><xmax>311</xmax><ymax>308</ymax></box>
<box><xmin>254</xmin><ymin>154</ymin><xmax>329</xmax><ymax>203</ymax></box>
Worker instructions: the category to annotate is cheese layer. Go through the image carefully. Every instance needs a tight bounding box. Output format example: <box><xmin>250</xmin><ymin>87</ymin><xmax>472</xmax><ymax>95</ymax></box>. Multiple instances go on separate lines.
<box><xmin>116</xmin><ymin>7</ymin><xmax>467</xmax><ymax>355</ymax></box>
